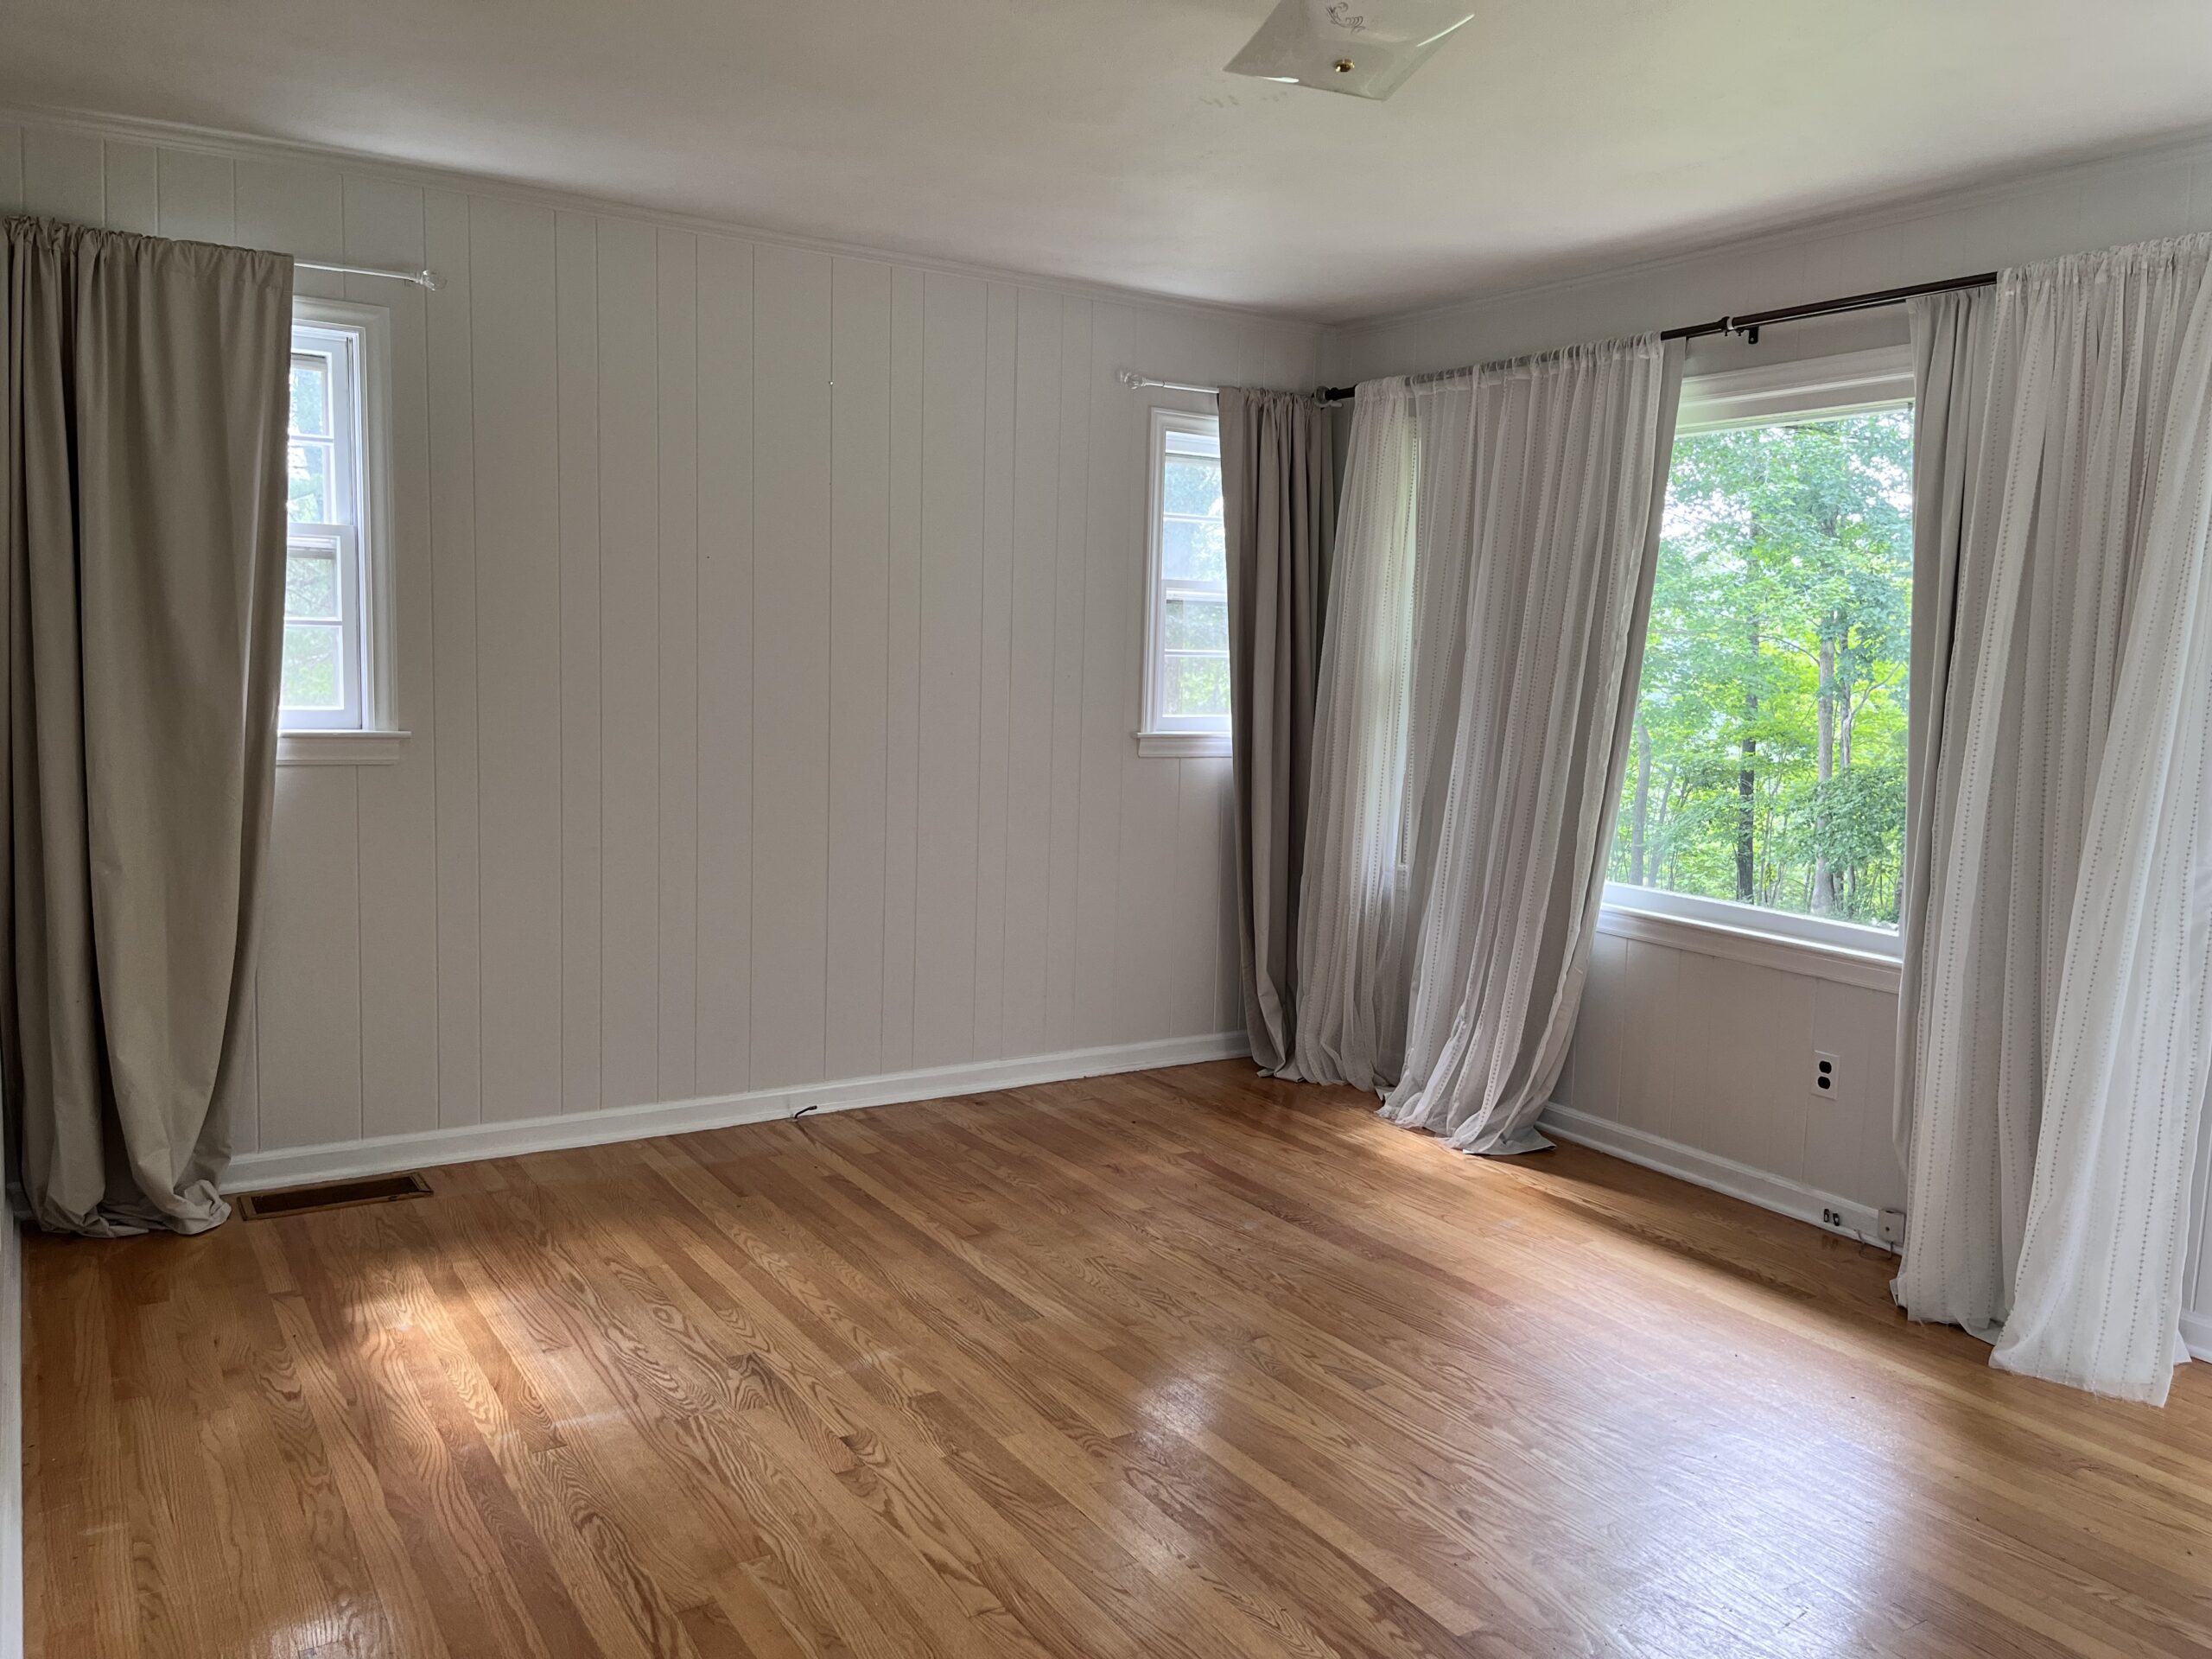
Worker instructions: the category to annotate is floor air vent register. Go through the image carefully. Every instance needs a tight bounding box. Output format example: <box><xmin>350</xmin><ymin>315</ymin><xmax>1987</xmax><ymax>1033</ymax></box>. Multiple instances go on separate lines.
<box><xmin>237</xmin><ymin>1171</ymin><xmax>433</xmax><ymax>1220</ymax></box>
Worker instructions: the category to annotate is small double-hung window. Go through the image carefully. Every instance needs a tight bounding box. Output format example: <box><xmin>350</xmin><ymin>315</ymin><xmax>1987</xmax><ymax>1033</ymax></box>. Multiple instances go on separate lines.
<box><xmin>279</xmin><ymin>299</ymin><xmax>397</xmax><ymax>757</ymax></box>
<box><xmin>1138</xmin><ymin>410</ymin><xmax>1231</xmax><ymax>757</ymax></box>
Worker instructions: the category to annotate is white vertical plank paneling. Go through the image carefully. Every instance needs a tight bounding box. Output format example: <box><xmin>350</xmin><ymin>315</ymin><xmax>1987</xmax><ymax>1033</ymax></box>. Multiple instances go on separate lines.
<box><xmin>19</xmin><ymin>127</ymin><xmax>103</xmax><ymax>225</ymax></box>
<box><xmin>694</xmin><ymin>236</ymin><xmax>756</xmax><ymax>1095</ymax></box>
<box><xmin>1173</xmin><ymin>757</ymin><xmax>1229</xmax><ymax>1036</ymax></box>
<box><xmin>825</xmin><ymin>257</ymin><xmax>893</xmax><ymax>1082</ymax></box>
<box><xmin>255</xmin><ymin>771</ymin><xmax>364</xmax><ymax>1150</ymax></box>
<box><xmin>595</xmin><ymin>216</ymin><xmax>662</xmax><ymax>1109</ymax></box>
<box><xmin>424</xmin><ymin>188</ymin><xmax>484</xmax><ymax>1129</ymax></box>
<box><xmin>1044</xmin><ymin>299</ymin><xmax>1091</xmax><ymax>1052</ymax></box>
<box><xmin>1073</xmin><ymin>303</ymin><xmax>1136</xmax><ymax>1047</ymax></box>
<box><xmin>346</xmin><ymin>175</ymin><xmax>442</xmax><ymax>1140</ymax></box>
<box><xmin>555</xmin><ymin>210</ymin><xmax>604</xmax><ymax>1115</ymax></box>
<box><xmin>468</xmin><ymin>196</ymin><xmax>565</xmax><ymax>1122</ymax></box>
<box><xmin>878</xmin><ymin>266</ymin><xmax>927</xmax><ymax>1076</ymax></box>
<box><xmin>657</xmin><ymin>230</ymin><xmax>701</xmax><ymax>1100</ymax></box>
<box><xmin>1001</xmin><ymin>288</ymin><xmax>1062</xmax><ymax>1059</ymax></box>
<box><xmin>155</xmin><ymin>147</ymin><xmax>233</xmax><ymax>244</ymax></box>
<box><xmin>100</xmin><ymin>142</ymin><xmax>157</xmax><ymax>235</ymax></box>
<box><xmin>6</xmin><ymin>118</ymin><xmax>1338</xmax><ymax>1168</ymax></box>
<box><xmin>1116</xmin><ymin>754</ymin><xmax>1181</xmax><ymax>1045</ymax></box>
<box><xmin>912</xmin><ymin>272</ymin><xmax>988</xmax><ymax>1070</ymax></box>
<box><xmin>972</xmin><ymin>283</ymin><xmax>1018</xmax><ymax>1061</ymax></box>
<box><xmin>749</xmin><ymin>245</ymin><xmax>834</xmax><ymax>1090</ymax></box>
<box><xmin>236</xmin><ymin>157</ymin><xmax>346</xmax><ymax>300</ymax></box>
<box><xmin>1217</xmin><ymin>749</ymin><xmax>1242</xmax><ymax>1033</ymax></box>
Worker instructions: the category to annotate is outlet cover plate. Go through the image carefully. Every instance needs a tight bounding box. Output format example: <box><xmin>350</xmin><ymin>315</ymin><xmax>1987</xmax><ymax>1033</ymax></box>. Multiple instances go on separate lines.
<box><xmin>1811</xmin><ymin>1050</ymin><xmax>1842</xmax><ymax>1102</ymax></box>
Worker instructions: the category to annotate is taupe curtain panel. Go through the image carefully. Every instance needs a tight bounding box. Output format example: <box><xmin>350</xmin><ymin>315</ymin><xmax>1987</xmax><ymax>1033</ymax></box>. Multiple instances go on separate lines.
<box><xmin>1894</xmin><ymin>238</ymin><xmax>2212</xmax><ymax>1402</ymax></box>
<box><xmin>1218</xmin><ymin>387</ymin><xmax>1336</xmax><ymax>1074</ymax></box>
<box><xmin>2</xmin><ymin>217</ymin><xmax>292</xmax><ymax>1235</ymax></box>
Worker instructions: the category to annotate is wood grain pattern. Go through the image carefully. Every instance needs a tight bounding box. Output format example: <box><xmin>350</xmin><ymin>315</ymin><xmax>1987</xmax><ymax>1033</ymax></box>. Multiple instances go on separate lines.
<box><xmin>27</xmin><ymin>1061</ymin><xmax>2212</xmax><ymax>1657</ymax></box>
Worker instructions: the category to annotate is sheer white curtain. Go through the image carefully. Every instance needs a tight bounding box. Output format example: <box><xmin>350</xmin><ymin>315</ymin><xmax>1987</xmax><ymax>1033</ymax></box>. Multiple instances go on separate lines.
<box><xmin>1382</xmin><ymin>340</ymin><xmax>1681</xmax><ymax>1152</ymax></box>
<box><xmin>1294</xmin><ymin>341</ymin><xmax>1681</xmax><ymax>1155</ymax></box>
<box><xmin>1896</xmin><ymin>237</ymin><xmax>2212</xmax><ymax>1402</ymax></box>
<box><xmin>1287</xmin><ymin>379</ymin><xmax>1418</xmax><ymax>1089</ymax></box>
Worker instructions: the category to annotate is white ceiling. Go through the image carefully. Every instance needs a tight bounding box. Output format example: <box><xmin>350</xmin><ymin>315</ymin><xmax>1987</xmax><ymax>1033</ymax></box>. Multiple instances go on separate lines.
<box><xmin>6</xmin><ymin>0</ymin><xmax>2211</xmax><ymax>321</ymax></box>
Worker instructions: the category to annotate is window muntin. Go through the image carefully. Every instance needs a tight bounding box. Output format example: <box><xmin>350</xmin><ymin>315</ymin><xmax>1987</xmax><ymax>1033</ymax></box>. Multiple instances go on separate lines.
<box><xmin>282</xmin><ymin>315</ymin><xmax>372</xmax><ymax>730</ymax></box>
<box><xmin>1141</xmin><ymin>411</ymin><xmax>1230</xmax><ymax>745</ymax></box>
<box><xmin>1606</xmin><ymin>352</ymin><xmax>1915</xmax><ymax>953</ymax></box>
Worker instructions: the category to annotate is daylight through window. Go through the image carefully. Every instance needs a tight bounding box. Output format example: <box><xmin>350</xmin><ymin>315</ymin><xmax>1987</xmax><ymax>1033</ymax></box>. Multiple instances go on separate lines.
<box><xmin>1609</xmin><ymin>383</ymin><xmax>1914</xmax><ymax>939</ymax></box>
<box><xmin>1141</xmin><ymin>410</ymin><xmax>1230</xmax><ymax>750</ymax></box>
<box><xmin>283</xmin><ymin>314</ymin><xmax>373</xmax><ymax>730</ymax></box>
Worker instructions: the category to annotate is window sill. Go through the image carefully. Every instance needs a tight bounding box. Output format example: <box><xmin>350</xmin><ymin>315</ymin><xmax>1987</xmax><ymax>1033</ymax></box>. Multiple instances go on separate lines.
<box><xmin>1597</xmin><ymin>899</ymin><xmax>1902</xmax><ymax>994</ymax></box>
<box><xmin>278</xmin><ymin>729</ymin><xmax>410</xmax><ymax>767</ymax></box>
<box><xmin>1135</xmin><ymin>731</ymin><xmax>1230</xmax><ymax>759</ymax></box>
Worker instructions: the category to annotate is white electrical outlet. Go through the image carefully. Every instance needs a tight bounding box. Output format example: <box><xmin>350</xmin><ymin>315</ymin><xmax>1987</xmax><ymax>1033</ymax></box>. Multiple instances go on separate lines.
<box><xmin>1811</xmin><ymin>1050</ymin><xmax>1841</xmax><ymax>1101</ymax></box>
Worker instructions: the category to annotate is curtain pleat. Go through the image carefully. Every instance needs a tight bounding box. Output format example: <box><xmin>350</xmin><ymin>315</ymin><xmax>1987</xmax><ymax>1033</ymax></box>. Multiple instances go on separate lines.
<box><xmin>1896</xmin><ymin>237</ymin><xmax>2212</xmax><ymax>1401</ymax></box>
<box><xmin>1286</xmin><ymin>380</ymin><xmax>1417</xmax><ymax>1089</ymax></box>
<box><xmin>1294</xmin><ymin>340</ymin><xmax>1679</xmax><ymax>1145</ymax></box>
<box><xmin>1380</xmin><ymin>340</ymin><xmax>1681</xmax><ymax>1154</ymax></box>
<box><xmin>1218</xmin><ymin>387</ymin><xmax>1335</xmax><ymax>1075</ymax></box>
<box><xmin>2</xmin><ymin>216</ymin><xmax>291</xmax><ymax>1235</ymax></box>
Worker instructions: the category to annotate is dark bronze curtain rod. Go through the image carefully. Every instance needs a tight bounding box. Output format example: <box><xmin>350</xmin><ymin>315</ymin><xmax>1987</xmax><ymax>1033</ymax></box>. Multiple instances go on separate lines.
<box><xmin>1315</xmin><ymin>268</ymin><xmax>1999</xmax><ymax>404</ymax></box>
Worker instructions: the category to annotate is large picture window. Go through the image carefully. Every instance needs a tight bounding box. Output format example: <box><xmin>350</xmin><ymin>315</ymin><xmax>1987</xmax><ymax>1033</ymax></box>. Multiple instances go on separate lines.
<box><xmin>1607</xmin><ymin>347</ymin><xmax>1915</xmax><ymax>951</ymax></box>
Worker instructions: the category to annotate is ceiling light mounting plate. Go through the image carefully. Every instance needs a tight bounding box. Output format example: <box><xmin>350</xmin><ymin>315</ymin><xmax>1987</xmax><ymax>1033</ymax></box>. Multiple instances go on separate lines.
<box><xmin>1226</xmin><ymin>0</ymin><xmax>1475</xmax><ymax>100</ymax></box>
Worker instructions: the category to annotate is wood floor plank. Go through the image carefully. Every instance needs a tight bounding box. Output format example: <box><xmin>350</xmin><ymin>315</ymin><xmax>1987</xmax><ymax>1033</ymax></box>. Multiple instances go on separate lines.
<box><xmin>24</xmin><ymin>1059</ymin><xmax>2212</xmax><ymax>1657</ymax></box>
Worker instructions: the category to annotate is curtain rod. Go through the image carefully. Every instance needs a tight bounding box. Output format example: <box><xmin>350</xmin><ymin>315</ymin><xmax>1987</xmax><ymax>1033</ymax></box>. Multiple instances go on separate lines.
<box><xmin>296</xmin><ymin>258</ymin><xmax>442</xmax><ymax>290</ymax></box>
<box><xmin>1313</xmin><ymin>268</ymin><xmax>1999</xmax><ymax>404</ymax></box>
<box><xmin>1117</xmin><ymin>370</ymin><xmax>1217</xmax><ymax>397</ymax></box>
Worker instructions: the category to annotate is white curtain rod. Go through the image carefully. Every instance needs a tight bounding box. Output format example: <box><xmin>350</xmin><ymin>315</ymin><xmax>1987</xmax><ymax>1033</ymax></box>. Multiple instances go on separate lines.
<box><xmin>1118</xmin><ymin>370</ymin><xmax>1217</xmax><ymax>397</ymax></box>
<box><xmin>296</xmin><ymin>258</ymin><xmax>442</xmax><ymax>290</ymax></box>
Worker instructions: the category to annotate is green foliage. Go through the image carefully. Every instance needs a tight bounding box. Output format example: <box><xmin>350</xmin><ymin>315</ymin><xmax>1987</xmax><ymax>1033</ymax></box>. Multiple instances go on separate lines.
<box><xmin>1611</xmin><ymin>407</ymin><xmax>1913</xmax><ymax>929</ymax></box>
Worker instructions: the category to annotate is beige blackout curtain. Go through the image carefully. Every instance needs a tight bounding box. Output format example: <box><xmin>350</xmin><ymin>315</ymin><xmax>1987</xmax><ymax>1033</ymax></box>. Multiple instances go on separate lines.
<box><xmin>2</xmin><ymin>217</ymin><xmax>292</xmax><ymax>1235</ymax></box>
<box><xmin>1218</xmin><ymin>387</ymin><xmax>1336</xmax><ymax>1074</ymax></box>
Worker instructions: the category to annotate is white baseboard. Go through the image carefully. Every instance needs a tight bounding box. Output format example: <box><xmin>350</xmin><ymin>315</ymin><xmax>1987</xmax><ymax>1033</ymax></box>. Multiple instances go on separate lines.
<box><xmin>1540</xmin><ymin>1103</ymin><xmax>2212</xmax><ymax>1362</ymax></box>
<box><xmin>226</xmin><ymin>1031</ymin><xmax>1252</xmax><ymax>1194</ymax></box>
<box><xmin>1537</xmin><ymin>1100</ymin><xmax>1893</xmax><ymax>1252</ymax></box>
<box><xmin>2181</xmin><ymin>1312</ymin><xmax>2212</xmax><ymax>1365</ymax></box>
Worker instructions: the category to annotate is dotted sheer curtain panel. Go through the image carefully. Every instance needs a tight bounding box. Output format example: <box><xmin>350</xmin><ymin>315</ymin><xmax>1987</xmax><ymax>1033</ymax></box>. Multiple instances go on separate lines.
<box><xmin>0</xmin><ymin>218</ymin><xmax>293</xmax><ymax>1234</ymax></box>
<box><xmin>1289</xmin><ymin>339</ymin><xmax>1683</xmax><ymax>1159</ymax></box>
<box><xmin>1893</xmin><ymin>238</ymin><xmax>2212</xmax><ymax>1403</ymax></box>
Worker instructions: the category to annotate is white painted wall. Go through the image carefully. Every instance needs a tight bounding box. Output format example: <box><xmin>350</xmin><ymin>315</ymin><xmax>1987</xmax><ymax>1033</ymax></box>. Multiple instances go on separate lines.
<box><xmin>1327</xmin><ymin>135</ymin><xmax>2212</xmax><ymax>1339</ymax></box>
<box><xmin>0</xmin><ymin>114</ymin><xmax>1323</xmax><ymax>1169</ymax></box>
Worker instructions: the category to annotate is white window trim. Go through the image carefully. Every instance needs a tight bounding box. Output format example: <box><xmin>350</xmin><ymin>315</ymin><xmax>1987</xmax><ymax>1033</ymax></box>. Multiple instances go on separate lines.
<box><xmin>1600</xmin><ymin>342</ymin><xmax>1915</xmax><ymax>980</ymax></box>
<box><xmin>1599</xmin><ymin>886</ymin><xmax>1903</xmax><ymax>993</ymax></box>
<box><xmin>278</xmin><ymin>296</ymin><xmax>406</xmax><ymax>766</ymax></box>
<box><xmin>1675</xmin><ymin>343</ymin><xmax>1914</xmax><ymax>434</ymax></box>
<box><xmin>1136</xmin><ymin>406</ymin><xmax>1231</xmax><ymax>759</ymax></box>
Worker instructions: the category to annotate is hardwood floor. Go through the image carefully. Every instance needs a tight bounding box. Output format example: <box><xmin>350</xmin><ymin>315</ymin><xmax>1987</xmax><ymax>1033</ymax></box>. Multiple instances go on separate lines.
<box><xmin>24</xmin><ymin>1061</ymin><xmax>2212</xmax><ymax>1658</ymax></box>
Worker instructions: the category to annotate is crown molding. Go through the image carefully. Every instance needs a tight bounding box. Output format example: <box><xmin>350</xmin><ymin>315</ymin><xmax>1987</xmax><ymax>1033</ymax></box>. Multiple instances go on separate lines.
<box><xmin>16</xmin><ymin>99</ymin><xmax>2212</xmax><ymax>349</ymax></box>
<box><xmin>1332</xmin><ymin>123</ymin><xmax>2212</xmax><ymax>340</ymax></box>
<box><xmin>0</xmin><ymin>100</ymin><xmax>1325</xmax><ymax>338</ymax></box>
